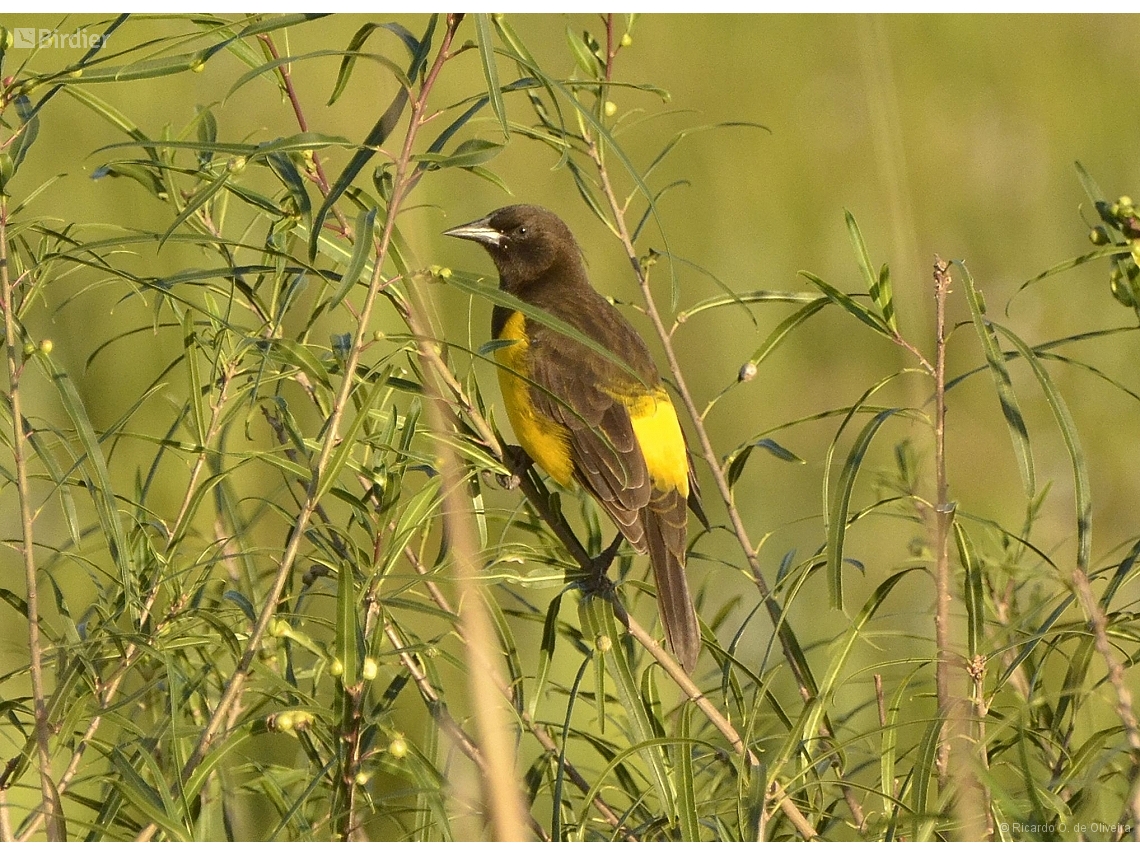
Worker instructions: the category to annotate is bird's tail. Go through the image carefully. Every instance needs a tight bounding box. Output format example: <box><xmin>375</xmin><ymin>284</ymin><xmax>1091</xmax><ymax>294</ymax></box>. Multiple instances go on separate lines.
<box><xmin>643</xmin><ymin>488</ymin><xmax>700</xmax><ymax>672</ymax></box>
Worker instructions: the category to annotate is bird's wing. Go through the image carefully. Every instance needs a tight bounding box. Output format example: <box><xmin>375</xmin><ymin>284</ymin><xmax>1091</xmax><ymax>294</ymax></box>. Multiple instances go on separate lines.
<box><xmin>527</xmin><ymin>324</ymin><xmax>653</xmax><ymax>550</ymax></box>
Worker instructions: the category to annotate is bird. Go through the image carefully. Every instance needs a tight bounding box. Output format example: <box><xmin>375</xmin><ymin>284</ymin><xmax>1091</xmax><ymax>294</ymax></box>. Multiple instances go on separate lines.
<box><xmin>444</xmin><ymin>204</ymin><xmax>704</xmax><ymax>672</ymax></box>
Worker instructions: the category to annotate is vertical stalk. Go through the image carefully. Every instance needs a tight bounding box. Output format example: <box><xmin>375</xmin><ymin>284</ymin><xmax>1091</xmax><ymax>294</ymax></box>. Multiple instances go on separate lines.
<box><xmin>932</xmin><ymin>256</ymin><xmax>953</xmax><ymax>787</ymax></box>
<box><xmin>0</xmin><ymin>203</ymin><xmax>61</xmax><ymax>839</ymax></box>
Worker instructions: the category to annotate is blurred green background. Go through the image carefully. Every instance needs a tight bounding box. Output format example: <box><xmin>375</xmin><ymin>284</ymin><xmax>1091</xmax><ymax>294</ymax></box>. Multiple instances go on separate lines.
<box><xmin>1</xmin><ymin>13</ymin><xmax>1138</xmax><ymax>837</ymax></box>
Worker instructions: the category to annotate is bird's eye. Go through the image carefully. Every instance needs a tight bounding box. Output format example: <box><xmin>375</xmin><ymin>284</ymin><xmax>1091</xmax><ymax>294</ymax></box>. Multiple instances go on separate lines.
<box><xmin>515</xmin><ymin>226</ymin><xmax>528</xmax><ymax>237</ymax></box>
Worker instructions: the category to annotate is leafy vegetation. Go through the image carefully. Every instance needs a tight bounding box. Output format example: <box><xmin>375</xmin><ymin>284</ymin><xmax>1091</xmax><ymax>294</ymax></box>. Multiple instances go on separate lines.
<box><xmin>0</xmin><ymin>13</ymin><xmax>1137</xmax><ymax>841</ymax></box>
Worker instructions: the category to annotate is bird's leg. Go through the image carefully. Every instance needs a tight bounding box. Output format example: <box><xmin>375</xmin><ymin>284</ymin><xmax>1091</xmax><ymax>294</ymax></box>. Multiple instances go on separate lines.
<box><xmin>581</xmin><ymin>533</ymin><xmax>624</xmax><ymax>596</ymax></box>
<box><xmin>496</xmin><ymin>443</ymin><xmax>532</xmax><ymax>491</ymax></box>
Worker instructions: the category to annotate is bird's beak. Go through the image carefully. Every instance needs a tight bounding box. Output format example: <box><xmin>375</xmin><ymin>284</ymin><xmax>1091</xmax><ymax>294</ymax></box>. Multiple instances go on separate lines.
<box><xmin>443</xmin><ymin>216</ymin><xmax>503</xmax><ymax>247</ymax></box>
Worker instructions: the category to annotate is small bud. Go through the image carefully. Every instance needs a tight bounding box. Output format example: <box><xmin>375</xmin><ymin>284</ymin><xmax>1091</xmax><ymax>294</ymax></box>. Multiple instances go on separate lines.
<box><xmin>228</xmin><ymin>156</ymin><xmax>247</xmax><ymax>174</ymax></box>
<box><xmin>372</xmin><ymin>330</ymin><xmax>385</xmax><ymax>342</ymax></box>
<box><xmin>190</xmin><ymin>56</ymin><xmax>206</xmax><ymax>73</ymax></box>
<box><xmin>1089</xmin><ymin>226</ymin><xmax>1110</xmax><ymax>246</ymax></box>
<box><xmin>604</xmin><ymin>100</ymin><xmax>617</xmax><ymax>117</ymax></box>
<box><xmin>292</xmin><ymin>710</ymin><xmax>313</xmax><ymax>731</ymax></box>
<box><xmin>620</xmin><ymin>33</ymin><xmax>633</xmax><ymax>47</ymax></box>
<box><xmin>39</xmin><ymin>339</ymin><xmax>53</xmax><ymax>355</ymax></box>
<box><xmin>329</xmin><ymin>657</ymin><xmax>344</xmax><ymax>677</ymax></box>
<box><xmin>276</xmin><ymin>711</ymin><xmax>295</xmax><ymax>732</ymax></box>
<box><xmin>354</xmin><ymin>771</ymin><xmax>372</xmax><ymax>786</ymax></box>
<box><xmin>268</xmin><ymin>617</ymin><xmax>289</xmax><ymax>638</ymax></box>
<box><xmin>0</xmin><ymin>29</ymin><xmax>11</xmax><ymax>51</ymax></box>
<box><xmin>22</xmin><ymin>342</ymin><xmax>36</xmax><ymax>357</ymax></box>
<box><xmin>388</xmin><ymin>735</ymin><xmax>408</xmax><ymax>758</ymax></box>
<box><xmin>68</xmin><ymin>67</ymin><xmax>83</xmax><ymax>79</ymax></box>
<box><xmin>362</xmin><ymin>657</ymin><xmax>378</xmax><ymax>681</ymax></box>
<box><xmin>738</xmin><ymin>362</ymin><xmax>757</xmax><ymax>383</ymax></box>
<box><xmin>596</xmin><ymin>634</ymin><xmax>612</xmax><ymax>653</ymax></box>
<box><xmin>438</xmin><ymin>267</ymin><xmax>452</xmax><ymax>279</ymax></box>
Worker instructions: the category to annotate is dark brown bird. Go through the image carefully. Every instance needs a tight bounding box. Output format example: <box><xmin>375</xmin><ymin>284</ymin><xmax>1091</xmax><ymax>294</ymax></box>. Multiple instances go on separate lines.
<box><xmin>445</xmin><ymin>204</ymin><xmax>703</xmax><ymax>671</ymax></box>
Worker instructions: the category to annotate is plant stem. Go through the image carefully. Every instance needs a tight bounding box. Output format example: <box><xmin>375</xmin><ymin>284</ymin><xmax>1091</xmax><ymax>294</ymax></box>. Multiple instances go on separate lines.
<box><xmin>0</xmin><ymin>202</ymin><xmax>62</xmax><ymax>840</ymax></box>
<box><xmin>932</xmin><ymin>256</ymin><xmax>953</xmax><ymax>787</ymax></box>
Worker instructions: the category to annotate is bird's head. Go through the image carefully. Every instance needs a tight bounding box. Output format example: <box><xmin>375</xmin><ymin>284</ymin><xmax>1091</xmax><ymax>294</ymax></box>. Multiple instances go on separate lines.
<box><xmin>444</xmin><ymin>204</ymin><xmax>582</xmax><ymax>289</ymax></box>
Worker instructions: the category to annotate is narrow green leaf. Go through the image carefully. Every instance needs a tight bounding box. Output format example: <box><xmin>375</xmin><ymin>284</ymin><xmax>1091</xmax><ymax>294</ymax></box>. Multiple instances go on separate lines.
<box><xmin>677</xmin><ymin>703</ymin><xmax>699</xmax><ymax>842</ymax></box>
<box><xmin>1074</xmin><ymin>160</ymin><xmax>1106</xmax><ymax>207</ymax></box>
<box><xmin>881</xmin><ymin>667</ymin><xmax>923</xmax><ymax>818</ymax></box>
<box><xmin>10</xmin><ymin>94</ymin><xmax>40</xmax><ymax>174</ymax></box>
<box><xmin>565</xmin><ymin>26</ymin><xmax>603</xmax><ymax>77</ymax></box>
<box><xmin>579</xmin><ymin>596</ymin><xmax>676</xmax><ymax>816</ymax></box>
<box><xmin>795</xmin><ymin>568</ymin><xmax>915</xmax><ymax>770</ymax></box>
<box><xmin>475</xmin><ymin>14</ymin><xmax>509</xmax><ymax>139</ymax></box>
<box><xmin>747</xmin><ymin>297</ymin><xmax>830</xmax><ymax>367</ymax></box>
<box><xmin>46</xmin><ymin>360</ymin><xmax>138</xmax><ymax>619</ymax></box>
<box><xmin>959</xmin><ymin>262</ymin><xmax>1035</xmax><ymax>497</ymax></box>
<box><xmin>330</xmin><ymin>207</ymin><xmax>377</xmax><ymax>309</ymax></box>
<box><xmin>875</xmin><ymin>262</ymin><xmax>897</xmax><ymax>333</ymax></box>
<box><xmin>988</xmin><ymin>316</ymin><xmax>1090</xmax><ymax>574</ymax></box>
<box><xmin>954</xmin><ymin>522</ymin><xmax>985</xmax><ymax>659</ymax></box>
<box><xmin>801</xmin><ymin>271</ymin><xmax>893</xmax><ymax>338</ymax></box>
<box><xmin>911</xmin><ymin>710</ymin><xmax>944</xmax><ymax>841</ymax></box>
<box><xmin>159</xmin><ymin>169</ymin><xmax>229</xmax><ymax>249</ymax></box>
<box><xmin>336</xmin><ymin>561</ymin><xmax>360</xmax><ymax>687</ymax></box>
<box><xmin>529</xmin><ymin>592</ymin><xmax>565</xmax><ymax>721</ymax></box>
<box><xmin>678</xmin><ymin>289</ymin><xmax>819</xmax><ymax>323</ymax></box>
<box><xmin>182</xmin><ymin>311</ymin><xmax>206</xmax><ymax>447</ymax></box>
<box><xmin>314</xmin><ymin>365</ymin><xmax>391</xmax><ymax>502</ymax></box>
<box><xmin>328</xmin><ymin>22</ymin><xmax>417</xmax><ymax>105</ymax></box>
<box><xmin>826</xmin><ymin>409</ymin><xmax>897</xmax><ymax>610</ymax></box>
<box><xmin>845</xmin><ymin>209</ymin><xmax>877</xmax><ymax>297</ymax></box>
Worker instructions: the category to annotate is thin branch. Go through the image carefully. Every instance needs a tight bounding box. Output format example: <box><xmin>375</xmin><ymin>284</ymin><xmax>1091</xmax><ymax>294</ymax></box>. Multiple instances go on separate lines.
<box><xmin>0</xmin><ymin>201</ymin><xmax>63</xmax><ymax>840</ymax></box>
<box><xmin>932</xmin><ymin>255</ymin><xmax>953</xmax><ymax>787</ymax></box>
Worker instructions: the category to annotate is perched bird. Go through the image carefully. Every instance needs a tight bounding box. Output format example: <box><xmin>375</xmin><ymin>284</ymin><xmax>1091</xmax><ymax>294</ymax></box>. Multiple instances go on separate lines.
<box><xmin>444</xmin><ymin>204</ymin><xmax>704</xmax><ymax>672</ymax></box>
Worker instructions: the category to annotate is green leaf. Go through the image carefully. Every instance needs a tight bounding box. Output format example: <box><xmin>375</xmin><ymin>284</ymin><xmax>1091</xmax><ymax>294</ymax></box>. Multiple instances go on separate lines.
<box><xmin>827</xmin><ymin>409</ymin><xmax>898</xmax><ymax>610</ymax></box>
<box><xmin>336</xmin><ymin>561</ymin><xmax>361</xmax><ymax>687</ymax></box>
<box><xmin>988</xmin><ymin>315</ymin><xmax>1090</xmax><ymax>574</ymax></box>
<box><xmin>677</xmin><ymin>703</ymin><xmax>699</xmax><ymax>841</ymax></box>
<box><xmin>528</xmin><ymin>592</ymin><xmax>565</xmax><ymax>721</ymax></box>
<box><xmin>46</xmin><ymin>359</ymin><xmax>139</xmax><ymax>620</ymax></box>
<box><xmin>677</xmin><ymin>289</ymin><xmax>819</xmax><ymax>324</ymax></box>
<box><xmin>911</xmin><ymin>706</ymin><xmax>945</xmax><ymax>841</ymax></box>
<box><xmin>328</xmin><ymin>22</ymin><xmax>416</xmax><ymax>105</ymax></box>
<box><xmin>159</xmin><ymin>168</ymin><xmax>229</xmax><ymax>249</ymax></box>
<box><xmin>726</xmin><ymin>439</ymin><xmax>805</xmax><ymax>490</ymax></box>
<box><xmin>959</xmin><ymin>262</ymin><xmax>1035</xmax><ymax>498</ymax></box>
<box><xmin>330</xmin><ymin>207</ymin><xmax>377</xmax><ymax>309</ymax></box>
<box><xmin>314</xmin><ymin>365</ymin><xmax>391</xmax><ymax>502</ymax></box>
<box><xmin>565</xmin><ymin>26</ymin><xmax>604</xmax><ymax>78</ymax></box>
<box><xmin>844</xmin><ymin>210</ymin><xmax>877</xmax><ymax>301</ymax></box>
<box><xmin>415</xmin><ymin>138</ymin><xmax>504</xmax><ymax>170</ymax></box>
<box><xmin>954</xmin><ymin>522</ymin><xmax>985</xmax><ymax>660</ymax></box>
<box><xmin>475</xmin><ymin>14</ymin><xmax>509</xmax><ymax>139</ymax></box>
<box><xmin>801</xmin><ymin>271</ymin><xmax>893</xmax><ymax>339</ymax></box>
<box><xmin>10</xmin><ymin>94</ymin><xmax>40</xmax><ymax>174</ymax></box>
<box><xmin>578</xmin><ymin>596</ymin><xmax>676</xmax><ymax>817</ymax></box>
<box><xmin>748</xmin><ymin>297</ymin><xmax>830</xmax><ymax>367</ymax></box>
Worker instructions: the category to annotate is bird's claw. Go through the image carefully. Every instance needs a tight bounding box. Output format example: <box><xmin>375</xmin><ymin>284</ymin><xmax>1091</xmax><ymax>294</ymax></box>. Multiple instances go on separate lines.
<box><xmin>496</xmin><ymin>444</ymin><xmax>531</xmax><ymax>490</ymax></box>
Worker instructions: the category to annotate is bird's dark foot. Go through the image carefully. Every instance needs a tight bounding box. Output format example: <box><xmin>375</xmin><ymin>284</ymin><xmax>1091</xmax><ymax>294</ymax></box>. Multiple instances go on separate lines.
<box><xmin>579</xmin><ymin>534</ymin><xmax>624</xmax><ymax>597</ymax></box>
<box><xmin>496</xmin><ymin>444</ymin><xmax>532</xmax><ymax>491</ymax></box>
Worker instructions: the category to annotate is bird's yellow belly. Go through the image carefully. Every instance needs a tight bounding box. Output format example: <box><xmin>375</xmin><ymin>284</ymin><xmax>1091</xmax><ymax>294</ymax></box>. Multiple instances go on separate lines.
<box><xmin>626</xmin><ymin>390</ymin><xmax>689</xmax><ymax>497</ymax></box>
<box><xmin>496</xmin><ymin>312</ymin><xmax>575</xmax><ymax>487</ymax></box>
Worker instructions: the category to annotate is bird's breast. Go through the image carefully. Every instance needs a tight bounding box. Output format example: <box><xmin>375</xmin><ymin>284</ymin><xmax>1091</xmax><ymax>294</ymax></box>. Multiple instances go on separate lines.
<box><xmin>495</xmin><ymin>311</ymin><xmax>575</xmax><ymax>487</ymax></box>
